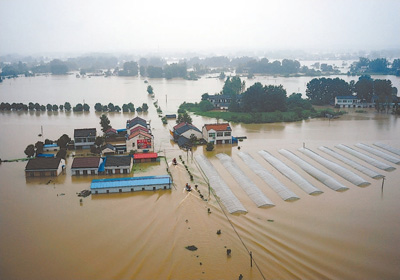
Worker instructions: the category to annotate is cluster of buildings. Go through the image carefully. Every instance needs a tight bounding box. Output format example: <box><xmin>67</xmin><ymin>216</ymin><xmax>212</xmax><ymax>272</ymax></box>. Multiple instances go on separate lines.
<box><xmin>25</xmin><ymin>116</ymin><xmax>157</xmax><ymax>178</ymax></box>
<box><xmin>24</xmin><ymin>116</ymin><xmax>236</xmax><ymax>194</ymax></box>
<box><xmin>171</xmin><ymin>122</ymin><xmax>234</xmax><ymax>149</ymax></box>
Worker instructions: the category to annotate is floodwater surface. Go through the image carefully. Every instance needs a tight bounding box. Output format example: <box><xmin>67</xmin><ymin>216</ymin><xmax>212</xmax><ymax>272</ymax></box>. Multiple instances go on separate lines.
<box><xmin>0</xmin><ymin>75</ymin><xmax>399</xmax><ymax>279</ymax></box>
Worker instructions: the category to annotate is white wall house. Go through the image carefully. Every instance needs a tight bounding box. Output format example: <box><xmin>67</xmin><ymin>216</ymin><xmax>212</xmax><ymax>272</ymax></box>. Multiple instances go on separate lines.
<box><xmin>126</xmin><ymin>130</ymin><xmax>154</xmax><ymax>153</ymax></box>
<box><xmin>202</xmin><ymin>123</ymin><xmax>232</xmax><ymax>144</ymax></box>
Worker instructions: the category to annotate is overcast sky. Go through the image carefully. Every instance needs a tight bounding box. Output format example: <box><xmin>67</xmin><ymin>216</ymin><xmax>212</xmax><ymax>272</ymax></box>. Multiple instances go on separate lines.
<box><xmin>0</xmin><ymin>0</ymin><xmax>399</xmax><ymax>56</ymax></box>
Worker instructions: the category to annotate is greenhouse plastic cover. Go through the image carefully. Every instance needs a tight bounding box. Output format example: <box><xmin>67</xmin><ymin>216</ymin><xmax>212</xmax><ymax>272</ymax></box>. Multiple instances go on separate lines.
<box><xmin>216</xmin><ymin>153</ymin><xmax>275</xmax><ymax>207</ymax></box>
<box><xmin>195</xmin><ymin>155</ymin><xmax>247</xmax><ymax>214</ymax></box>
<box><xmin>299</xmin><ymin>147</ymin><xmax>370</xmax><ymax>187</ymax></box>
<box><xmin>355</xmin><ymin>143</ymin><xmax>400</xmax><ymax>165</ymax></box>
<box><xmin>238</xmin><ymin>152</ymin><xmax>299</xmax><ymax>201</ymax></box>
<box><xmin>319</xmin><ymin>146</ymin><xmax>383</xmax><ymax>179</ymax></box>
<box><xmin>279</xmin><ymin>149</ymin><xmax>349</xmax><ymax>191</ymax></box>
<box><xmin>373</xmin><ymin>142</ymin><xmax>400</xmax><ymax>156</ymax></box>
<box><xmin>258</xmin><ymin>150</ymin><xmax>323</xmax><ymax>195</ymax></box>
<box><xmin>335</xmin><ymin>144</ymin><xmax>395</xmax><ymax>171</ymax></box>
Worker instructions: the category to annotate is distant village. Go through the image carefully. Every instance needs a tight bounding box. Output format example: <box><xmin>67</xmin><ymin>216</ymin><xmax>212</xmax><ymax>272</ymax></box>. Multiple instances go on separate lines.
<box><xmin>24</xmin><ymin>115</ymin><xmax>236</xmax><ymax>194</ymax></box>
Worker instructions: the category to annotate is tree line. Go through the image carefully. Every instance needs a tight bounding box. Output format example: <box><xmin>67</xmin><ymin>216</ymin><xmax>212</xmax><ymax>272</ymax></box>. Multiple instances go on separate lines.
<box><xmin>0</xmin><ymin>101</ymin><xmax>149</xmax><ymax>113</ymax></box>
<box><xmin>349</xmin><ymin>58</ymin><xmax>400</xmax><ymax>75</ymax></box>
<box><xmin>306</xmin><ymin>76</ymin><xmax>399</xmax><ymax>110</ymax></box>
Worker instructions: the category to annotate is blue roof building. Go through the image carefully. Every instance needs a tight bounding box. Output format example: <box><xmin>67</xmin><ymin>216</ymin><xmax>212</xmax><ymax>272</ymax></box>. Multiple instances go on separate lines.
<box><xmin>90</xmin><ymin>175</ymin><xmax>172</xmax><ymax>194</ymax></box>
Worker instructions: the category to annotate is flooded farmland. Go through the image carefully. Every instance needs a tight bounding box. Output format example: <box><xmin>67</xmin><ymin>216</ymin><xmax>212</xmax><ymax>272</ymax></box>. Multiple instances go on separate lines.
<box><xmin>1</xmin><ymin>74</ymin><xmax>400</xmax><ymax>279</ymax></box>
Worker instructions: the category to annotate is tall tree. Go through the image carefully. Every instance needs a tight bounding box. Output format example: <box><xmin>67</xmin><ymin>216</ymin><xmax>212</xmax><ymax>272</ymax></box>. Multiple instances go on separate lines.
<box><xmin>100</xmin><ymin>114</ymin><xmax>111</xmax><ymax>133</ymax></box>
<box><xmin>355</xmin><ymin>75</ymin><xmax>374</xmax><ymax>102</ymax></box>
<box><xmin>176</xmin><ymin>111</ymin><xmax>192</xmax><ymax>124</ymax></box>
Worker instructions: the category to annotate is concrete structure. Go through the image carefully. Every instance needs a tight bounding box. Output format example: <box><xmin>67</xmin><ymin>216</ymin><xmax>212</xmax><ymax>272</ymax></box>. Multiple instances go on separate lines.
<box><xmin>104</xmin><ymin>155</ymin><xmax>133</xmax><ymax>175</ymax></box>
<box><xmin>202</xmin><ymin>123</ymin><xmax>232</xmax><ymax>144</ymax></box>
<box><xmin>90</xmin><ymin>175</ymin><xmax>172</xmax><ymax>194</ymax></box>
<box><xmin>25</xmin><ymin>157</ymin><xmax>65</xmax><ymax>177</ymax></box>
<box><xmin>74</xmin><ymin>128</ymin><xmax>96</xmax><ymax>149</ymax></box>
<box><xmin>71</xmin><ymin>157</ymin><xmax>102</xmax><ymax>176</ymax></box>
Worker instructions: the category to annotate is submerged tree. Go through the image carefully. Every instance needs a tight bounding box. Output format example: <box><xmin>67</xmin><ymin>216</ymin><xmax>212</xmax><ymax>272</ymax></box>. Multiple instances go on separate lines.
<box><xmin>24</xmin><ymin>144</ymin><xmax>35</xmax><ymax>157</ymax></box>
<box><xmin>100</xmin><ymin>114</ymin><xmax>111</xmax><ymax>133</ymax></box>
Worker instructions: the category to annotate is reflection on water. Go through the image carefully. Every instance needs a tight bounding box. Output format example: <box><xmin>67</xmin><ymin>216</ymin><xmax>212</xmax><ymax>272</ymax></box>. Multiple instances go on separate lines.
<box><xmin>1</xmin><ymin>76</ymin><xmax>400</xmax><ymax>279</ymax></box>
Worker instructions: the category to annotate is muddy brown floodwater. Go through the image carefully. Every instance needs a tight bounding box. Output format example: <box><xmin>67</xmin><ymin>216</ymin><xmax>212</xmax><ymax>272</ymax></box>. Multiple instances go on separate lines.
<box><xmin>1</xmin><ymin>75</ymin><xmax>400</xmax><ymax>279</ymax></box>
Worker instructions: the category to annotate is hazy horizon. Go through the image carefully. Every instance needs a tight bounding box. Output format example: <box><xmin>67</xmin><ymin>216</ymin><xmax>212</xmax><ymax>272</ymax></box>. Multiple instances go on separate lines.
<box><xmin>1</xmin><ymin>0</ymin><xmax>400</xmax><ymax>57</ymax></box>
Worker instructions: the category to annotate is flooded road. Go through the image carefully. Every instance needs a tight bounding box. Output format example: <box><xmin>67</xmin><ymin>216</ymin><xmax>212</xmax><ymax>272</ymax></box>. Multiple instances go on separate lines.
<box><xmin>1</xmin><ymin>75</ymin><xmax>400</xmax><ymax>279</ymax></box>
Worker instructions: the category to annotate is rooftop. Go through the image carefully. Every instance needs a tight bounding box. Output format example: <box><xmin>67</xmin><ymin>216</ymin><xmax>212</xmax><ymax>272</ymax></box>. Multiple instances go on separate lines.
<box><xmin>128</xmin><ymin>130</ymin><xmax>152</xmax><ymax>140</ymax></box>
<box><xmin>90</xmin><ymin>175</ymin><xmax>171</xmax><ymax>189</ymax></box>
<box><xmin>71</xmin><ymin>157</ymin><xmax>101</xmax><ymax>169</ymax></box>
<box><xmin>175</xmin><ymin>123</ymin><xmax>201</xmax><ymax>135</ymax></box>
<box><xmin>105</xmin><ymin>156</ymin><xmax>132</xmax><ymax>167</ymax></box>
<box><xmin>25</xmin><ymin>157</ymin><xmax>62</xmax><ymax>170</ymax></box>
<box><xmin>204</xmin><ymin>123</ymin><xmax>231</xmax><ymax>132</ymax></box>
<box><xmin>74</xmin><ymin>128</ymin><xmax>96</xmax><ymax>138</ymax></box>
<box><xmin>134</xmin><ymin>153</ymin><xmax>158</xmax><ymax>159</ymax></box>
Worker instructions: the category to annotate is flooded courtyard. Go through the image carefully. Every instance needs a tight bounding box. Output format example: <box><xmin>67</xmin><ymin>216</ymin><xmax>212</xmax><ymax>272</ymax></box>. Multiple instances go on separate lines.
<box><xmin>1</xmin><ymin>75</ymin><xmax>400</xmax><ymax>279</ymax></box>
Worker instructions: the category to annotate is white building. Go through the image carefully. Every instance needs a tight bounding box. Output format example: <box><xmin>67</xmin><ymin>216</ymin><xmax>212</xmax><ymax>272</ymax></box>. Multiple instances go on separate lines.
<box><xmin>202</xmin><ymin>123</ymin><xmax>232</xmax><ymax>144</ymax></box>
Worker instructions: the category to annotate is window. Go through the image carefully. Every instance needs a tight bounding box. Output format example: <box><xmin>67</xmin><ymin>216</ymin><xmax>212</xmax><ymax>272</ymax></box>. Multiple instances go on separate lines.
<box><xmin>83</xmin><ymin>170</ymin><xmax>88</xmax><ymax>175</ymax></box>
<box><xmin>123</xmin><ymin>169</ymin><xmax>128</xmax><ymax>174</ymax></box>
<box><xmin>224</xmin><ymin>132</ymin><xmax>231</xmax><ymax>137</ymax></box>
<box><xmin>29</xmin><ymin>172</ymin><xmax>34</xmax><ymax>177</ymax></box>
<box><xmin>153</xmin><ymin>187</ymin><xmax>156</xmax><ymax>190</ymax></box>
<box><xmin>106</xmin><ymin>190</ymin><xmax>109</xmax><ymax>193</ymax></box>
<box><xmin>209</xmin><ymin>133</ymin><xmax>215</xmax><ymax>138</ymax></box>
<box><xmin>142</xmin><ymin>188</ymin><xmax>145</xmax><ymax>191</ymax></box>
<box><xmin>40</xmin><ymin>171</ymin><xmax>45</xmax><ymax>177</ymax></box>
<box><xmin>164</xmin><ymin>186</ymin><xmax>167</xmax><ymax>190</ymax></box>
<box><xmin>217</xmin><ymin>132</ymin><xmax>223</xmax><ymax>137</ymax></box>
<box><xmin>119</xmin><ymin>189</ymin><xmax>122</xmax><ymax>193</ymax></box>
<box><xmin>131</xmin><ymin>188</ymin><xmax>134</xmax><ymax>192</ymax></box>
<box><xmin>95</xmin><ymin>191</ymin><xmax>98</xmax><ymax>194</ymax></box>
<box><xmin>225</xmin><ymin>140</ymin><xmax>230</xmax><ymax>144</ymax></box>
<box><xmin>91</xmin><ymin>170</ymin><xmax>95</xmax><ymax>175</ymax></box>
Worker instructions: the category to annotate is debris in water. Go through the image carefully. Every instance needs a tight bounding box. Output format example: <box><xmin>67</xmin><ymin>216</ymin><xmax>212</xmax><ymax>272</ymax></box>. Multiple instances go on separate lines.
<box><xmin>227</xmin><ymin>249</ymin><xmax>231</xmax><ymax>256</ymax></box>
<box><xmin>78</xmin><ymin>190</ymin><xmax>91</xmax><ymax>197</ymax></box>
<box><xmin>207</xmin><ymin>208</ymin><xmax>211</xmax><ymax>214</ymax></box>
<box><xmin>267</xmin><ymin>219</ymin><xmax>274</xmax><ymax>222</ymax></box>
<box><xmin>216</xmin><ymin>230</ymin><xmax>221</xmax><ymax>235</ymax></box>
<box><xmin>185</xmin><ymin>245</ymin><xmax>198</xmax><ymax>251</ymax></box>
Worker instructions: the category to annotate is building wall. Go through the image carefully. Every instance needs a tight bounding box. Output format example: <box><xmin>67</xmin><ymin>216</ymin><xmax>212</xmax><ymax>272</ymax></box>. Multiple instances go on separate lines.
<box><xmin>25</xmin><ymin>159</ymin><xmax>65</xmax><ymax>177</ymax></box>
<box><xmin>202</xmin><ymin>128</ymin><xmax>231</xmax><ymax>144</ymax></box>
<box><xmin>92</xmin><ymin>183</ymin><xmax>171</xmax><ymax>194</ymax></box>
<box><xmin>181</xmin><ymin>129</ymin><xmax>203</xmax><ymax>140</ymax></box>
<box><xmin>72</xmin><ymin>168</ymin><xmax>99</xmax><ymax>176</ymax></box>
<box><xmin>126</xmin><ymin>135</ymin><xmax>153</xmax><ymax>153</ymax></box>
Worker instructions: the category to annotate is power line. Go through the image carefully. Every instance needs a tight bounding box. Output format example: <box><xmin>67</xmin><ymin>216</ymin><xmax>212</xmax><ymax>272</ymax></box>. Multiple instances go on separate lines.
<box><xmin>194</xmin><ymin>158</ymin><xmax>267</xmax><ymax>280</ymax></box>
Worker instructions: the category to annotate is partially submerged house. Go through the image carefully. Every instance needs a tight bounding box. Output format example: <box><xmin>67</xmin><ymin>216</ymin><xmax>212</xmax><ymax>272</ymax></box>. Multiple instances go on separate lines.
<box><xmin>71</xmin><ymin>157</ymin><xmax>103</xmax><ymax>176</ymax></box>
<box><xmin>104</xmin><ymin>155</ymin><xmax>133</xmax><ymax>175</ymax></box>
<box><xmin>74</xmin><ymin>128</ymin><xmax>96</xmax><ymax>149</ymax></box>
<box><xmin>25</xmin><ymin>157</ymin><xmax>65</xmax><ymax>177</ymax></box>
<box><xmin>202</xmin><ymin>123</ymin><xmax>232</xmax><ymax>144</ymax></box>
<box><xmin>90</xmin><ymin>175</ymin><xmax>171</xmax><ymax>194</ymax></box>
<box><xmin>207</xmin><ymin>94</ymin><xmax>242</xmax><ymax>110</ymax></box>
<box><xmin>126</xmin><ymin>130</ymin><xmax>154</xmax><ymax>153</ymax></box>
<box><xmin>101</xmin><ymin>144</ymin><xmax>116</xmax><ymax>155</ymax></box>
<box><xmin>172</xmin><ymin>122</ymin><xmax>203</xmax><ymax>148</ymax></box>
<box><xmin>133</xmin><ymin>152</ymin><xmax>158</xmax><ymax>163</ymax></box>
